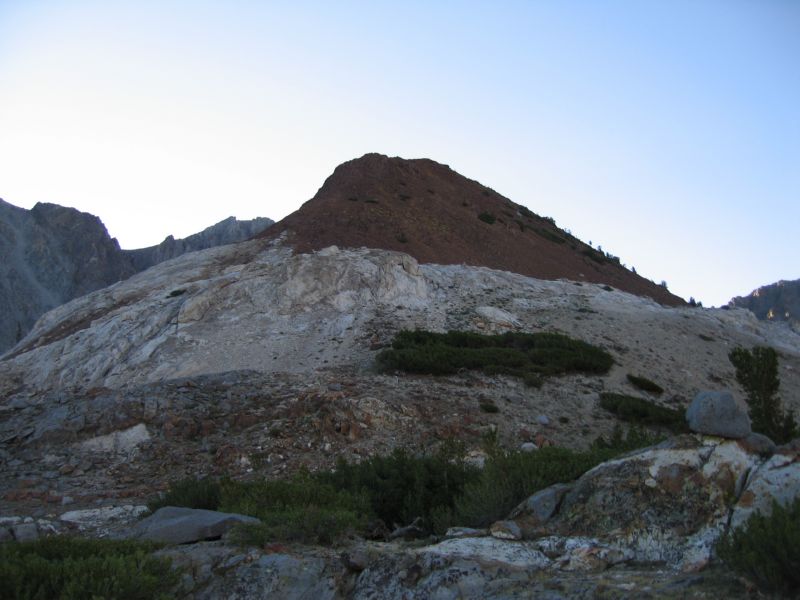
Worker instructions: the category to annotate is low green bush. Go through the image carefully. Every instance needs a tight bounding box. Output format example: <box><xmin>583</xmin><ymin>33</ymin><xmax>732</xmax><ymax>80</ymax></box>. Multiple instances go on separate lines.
<box><xmin>220</xmin><ymin>473</ymin><xmax>369</xmax><ymax>545</ymax></box>
<box><xmin>717</xmin><ymin>498</ymin><xmax>800</xmax><ymax>596</ymax></box>
<box><xmin>376</xmin><ymin>330</ymin><xmax>614</xmax><ymax>385</ymax></box>
<box><xmin>151</xmin><ymin>428</ymin><xmax>659</xmax><ymax>544</ymax></box>
<box><xmin>592</xmin><ymin>424</ymin><xmax>664</xmax><ymax>453</ymax></box>
<box><xmin>230</xmin><ymin>506</ymin><xmax>363</xmax><ymax>546</ymax></box>
<box><xmin>318</xmin><ymin>445</ymin><xmax>479</xmax><ymax>534</ymax></box>
<box><xmin>148</xmin><ymin>476</ymin><xmax>221</xmax><ymax>513</ymax></box>
<box><xmin>441</xmin><ymin>427</ymin><xmax>661</xmax><ymax>532</ymax></box>
<box><xmin>535</xmin><ymin>228</ymin><xmax>566</xmax><ymax>244</ymax></box>
<box><xmin>599</xmin><ymin>392</ymin><xmax>687</xmax><ymax>432</ymax></box>
<box><xmin>0</xmin><ymin>537</ymin><xmax>177</xmax><ymax>600</ymax></box>
<box><xmin>626</xmin><ymin>374</ymin><xmax>664</xmax><ymax>395</ymax></box>
<box><xmin>478</xmin><ymin>212</ymin><xmax>496</xmax><ymax>224</ymax></box>
<box><xmin>581</xmin><ymin>247</ymin><xmax>607</xmax><ymax>264</ymax></box>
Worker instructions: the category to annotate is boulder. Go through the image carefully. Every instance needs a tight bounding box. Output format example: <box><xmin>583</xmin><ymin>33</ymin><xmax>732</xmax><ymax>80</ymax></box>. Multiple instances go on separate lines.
<box><xmin>129</xmin><ymin>507</ymin><xmax>260</xmax><ymax>544</ymax></box>
<box><xmin>546</xmin><ymin>435</ymin><xmax>760</xmax><ymax>569</ymax></box>
<box><xmin>11</xmin><ymin>522</ymin><xmax>39</xmax><ymax>542</ymax></box>
<box><xmin>685</xmin><ymin>391</ymin><xmax>751</xmax><ymax>438</ymax></box>
<box><xmin>510</xmin><ymin>483</ymin><xmax>572</xmax><ymax>526</ymax></box>
<box><xmin>489</xmin><ymin>520</ymin><xmax>522</xmax><ymax>540</ymax></box>
<box><xmin>730</xmin><ymin>439</ymin><xmax>800</xmax><ymax>530</ymax></box>
<box><xmin>736</xmin><ymin>432</ymin><xmax>776</xmax><ymax>457</ymax></box>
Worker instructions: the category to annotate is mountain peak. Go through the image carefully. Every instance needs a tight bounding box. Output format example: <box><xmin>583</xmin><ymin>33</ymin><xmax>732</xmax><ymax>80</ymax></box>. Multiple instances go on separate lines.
<box><xmin>261</xmin><ymin>154</ymin><xmax>684</xmax><ymax>306</ymax></box>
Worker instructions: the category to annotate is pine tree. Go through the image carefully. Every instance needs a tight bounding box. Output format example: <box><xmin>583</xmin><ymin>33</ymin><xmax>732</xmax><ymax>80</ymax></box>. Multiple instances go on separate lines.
<box><xmin>729</xmin><ymin>346</ymin><xmax>798</xmax><ymax>443</ymax></box>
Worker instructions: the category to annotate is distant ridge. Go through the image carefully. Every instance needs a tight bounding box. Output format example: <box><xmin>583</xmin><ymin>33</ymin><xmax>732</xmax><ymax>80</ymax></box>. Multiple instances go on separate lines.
<box><xmin>729</xmin><ymin>278</ymin><xmax>800</xmax><ymax>327</ymax></box>
<box><xmin>261</xmin><ymin>153</ymin><xmax>684</xmax><ymax>306</ymax></box>
<box><xmin>0</xmin><ymin>198</ymin><xmax>272</xmax><ymax>353</ymax></box>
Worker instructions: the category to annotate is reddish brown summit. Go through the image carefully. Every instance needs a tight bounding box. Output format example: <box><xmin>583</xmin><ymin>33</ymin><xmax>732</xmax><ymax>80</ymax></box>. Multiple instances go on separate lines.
<box><xmin>260</xmin><ymin>153</ymin><xmax>684</xmax><ymax>306</ymax></box>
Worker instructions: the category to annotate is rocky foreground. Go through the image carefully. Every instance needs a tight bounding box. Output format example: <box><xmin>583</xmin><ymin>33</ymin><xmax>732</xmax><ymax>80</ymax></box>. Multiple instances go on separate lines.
<box><xmin>3</xmin><ymin>420</ymin><xmax>798</xmax><ymax>598</ymax></box>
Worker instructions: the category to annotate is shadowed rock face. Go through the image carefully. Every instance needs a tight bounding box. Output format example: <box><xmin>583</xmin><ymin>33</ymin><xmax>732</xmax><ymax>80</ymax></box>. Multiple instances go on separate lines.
<box><xmin>260</xmin><ymin>153</ymin><xmax>685</xmax><ymax>307</ymax></box>
<box><xmin>0</xmin><ymin>199</ymin><xmax>272</xmax><ymax>354</ymax></box>
<box><xmin>0</xmin><ymin>200</ymin><xmax>136</xmax><ymax>353</ymax></box>
<box><xmin>730</xmin><ymin>279</ymin><xmax>800</xmax><ymax>327</ymax></box>
<box><xmin>125</xmin><ymin>216</ymin><xmax>273</xmax><ymax>272</ymax></box>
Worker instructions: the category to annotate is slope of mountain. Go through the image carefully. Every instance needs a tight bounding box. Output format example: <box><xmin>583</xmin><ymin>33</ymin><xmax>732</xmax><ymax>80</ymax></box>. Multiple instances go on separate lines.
<box><xmin>261</xmin><ymin>153</ymin><xmax>683</xmax><ymax>306</ymax></box>
<box><xmin>729</xmin><ymin>278</ymin><xmax>800</xmax><ymax>328</ymax></box>
<box><xmin>0</xmin><ymin>198</ymin><xmax>272</xmax><ymax>353</ymax></box>
<box><xmin>126</xmin><ymin>216</ymin><xmax>273</xmax><ymax>271</ymax></box>
<box><xmin>0</xmin><ymin>239</ymin><xmax>798</xmax><ymax>596</ymax></box>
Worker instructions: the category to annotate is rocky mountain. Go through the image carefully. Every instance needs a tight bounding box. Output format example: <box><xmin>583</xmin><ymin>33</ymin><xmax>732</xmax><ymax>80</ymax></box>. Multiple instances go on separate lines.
<box><xmin>1</xmin><ymin>156</ymin><xmax>799</xmax><ymax>597</ymax></box>
<box><xmin>126</xmin><ymin>216</ymin><xmax>273</xmax><ymax>272</ymax></box>
<box><xmin>0</xmin><ymin>198</ymin><xmax>272</xmax><ymax>353</ymax></box>
<box><xmin>729</xmin><ymin>278</ymin><xmax>800</xmax><ymax>328</ymax></box>
<box><xmin>0</xmin><ymin>199</ymin><xmax>137</xmax><ymax>353</ymax></box>
<box><xmin>1</xmin><ymin>238</ymin><xmax>798</xmax><ymax>596</ymax></box>
<box><xmin>261</xmin><ymin>153</ymin><xmax>684</xmax><ymax>306</ymax></box>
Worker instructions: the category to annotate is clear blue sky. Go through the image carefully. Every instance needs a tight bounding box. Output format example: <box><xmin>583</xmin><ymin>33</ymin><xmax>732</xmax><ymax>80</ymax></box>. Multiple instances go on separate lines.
<box><xmin>1</xmin><ymin>1</ymin><xmax>798</xmax><ymax>306</ymax></box>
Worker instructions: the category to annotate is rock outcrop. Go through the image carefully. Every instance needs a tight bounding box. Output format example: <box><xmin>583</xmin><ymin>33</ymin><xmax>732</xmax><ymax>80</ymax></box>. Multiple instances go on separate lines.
<box><xmin>0</xmin><ymin>199</ymin><xmax>136</xmax><ymax>353</ymax></box>
<box><xmin>3</xmin><ymin>243</ymin><xmax>799</xmax><ymax>399</ymax></box>
<box><xmin>0</xmin><ymin>198</ymin><xmax>272</xmax><ymax>354</ymax></box>
<box><xmin>730</xmin><ymin>278</ymin><xmax>800</xmax><ymax>329</ymax></box>
<box><xmin>125</xmin><ymin>216</ymin><xmax>273</xmax><ymax>272</ymax></box>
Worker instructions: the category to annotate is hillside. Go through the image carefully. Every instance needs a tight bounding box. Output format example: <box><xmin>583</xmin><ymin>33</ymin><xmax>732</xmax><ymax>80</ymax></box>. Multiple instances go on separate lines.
<box><xmin>261</xmin><ymin>153</ymin><xmax>683</xmax><ymax>306</ymax></box>
<box><xmin>1</xmin><ymin>240</ymin><xmax>799</xmax><ymax>597</ymax></box>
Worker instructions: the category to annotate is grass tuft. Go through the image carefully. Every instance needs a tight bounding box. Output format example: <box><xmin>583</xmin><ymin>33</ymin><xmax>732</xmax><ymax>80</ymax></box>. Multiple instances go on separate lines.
<box><xmin>599</xmin><ymin>392</ymin><xmax>686</xmax><ymax>432</ymax></box>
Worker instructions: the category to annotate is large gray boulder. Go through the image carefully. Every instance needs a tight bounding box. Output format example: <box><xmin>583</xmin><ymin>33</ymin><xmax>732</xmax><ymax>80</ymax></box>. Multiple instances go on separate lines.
<box><xmin>686</xmin><ymin>391</ymin><xmax>751</xmax><ymax>439</ymax></box>
<box><xmin>130</xmin><ymin>506</ymin><xmax>259</xmax><ymax>544</ymax></box>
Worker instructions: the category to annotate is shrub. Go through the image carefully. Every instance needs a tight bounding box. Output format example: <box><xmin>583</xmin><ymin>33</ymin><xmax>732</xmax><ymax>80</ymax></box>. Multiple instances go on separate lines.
<box><xmin>626</xmin><ymin>374</ymin><xmax>664</xmax><ymax>395</ymax></box>
<box><xmin>592</xmin><ymin>424</ymin><xmax>664</xmax><ymax>453</ymax></box>
<box><xmin>317</xmin><ymin>444</ymin><xmax>480</xmax><ymax>534</ymax></box>
<box><xmin>447</xmin><ymin>426</ymin><xmax>663</xmax><ymax>532</ymax></box>
<box><xmin>219</xmin><ymin>473</ymin><xmax>369</xmax><ymax>545</ymax></box>
<box><xmin>599</xmin><ymin>392</ymin><xmax>686</xmax><ymax>432</ymax></box>
<box><xmin>230</xmin><ymin>506</ymin><xmax>363</xmax><ymax>546</ymax></box>
<box><xmin>478</xmin><ymin>212</ymin><xmax>496</xmax><ymax>224</ymax></box>
<box><xmin>480</xmin><ymin>400</ymin><xmax>499</xmax><ymax>413</ymax></box>
<box><xmin>729</xmin><ymin>346</ymin><xmax>798</xmax><ymax>443</ymax></box>
<box><xmin>147</xmin><ymin>476</ymin><xmax>221</xmax><ymax>513</ymax></box>
<box><xmin>0</xmin><ymin>537</ymin><xmax>177</xmax><ymax>600</ymax></box>
<box><xmin>376</xmin><ymin>330</ymin><xmax>614</xmax><ymax>385</ymax></box>
<box><xmin>581</xmin><ymin>247</ymin><xmax>607</xmax><ymax>264</ymax></box>
<box><xmin>716</xmin><ymin>498</ymin><xmax>800</xmax><ymax>596</ymax></box>
<box><xmin>535</xmin><ymin>228</ymin><xmax>566</xmax><ymax>244</ymax></box>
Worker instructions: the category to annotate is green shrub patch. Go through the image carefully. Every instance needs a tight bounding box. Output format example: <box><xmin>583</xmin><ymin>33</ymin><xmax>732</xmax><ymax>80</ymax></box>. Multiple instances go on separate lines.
<box><xmin>148</xmin><ymin>476</ymin><xmax>220</xmax><ymax>513</ymax></box>
<box><xmin>717</xmin><ymin>499</ymin><xmax>800</xmax><ymax>595</ymax></box>
<box><xmin>626</xmin><ymin>374</ymin><xmax>664</xmax><ymax>395</ymax></box>
<box><xmin>599</xmin><ymin>392</ymin><xmax>686</xmax><ymax>432</ymax></box>
<box><xmin>0</xmin><ymin>537</ymin><xmax>177</xmax><ymax>600</ymax></box>
<box><xmin>150</xmin><ymin>427</ymin><xmax>658</xmax><ymax>544</ymax></box>
<box><xmin>376</xmin><ymin>330</ymin><xmax>614</xmax><ymax>385</ymax></box>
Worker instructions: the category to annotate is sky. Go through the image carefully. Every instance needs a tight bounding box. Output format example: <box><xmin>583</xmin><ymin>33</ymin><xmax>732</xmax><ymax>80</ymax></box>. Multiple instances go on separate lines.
<box><xmin>0</xmin><ymin>1</ymin><xmax>798</xmax><ymax>307</ymax></box>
